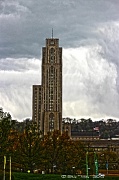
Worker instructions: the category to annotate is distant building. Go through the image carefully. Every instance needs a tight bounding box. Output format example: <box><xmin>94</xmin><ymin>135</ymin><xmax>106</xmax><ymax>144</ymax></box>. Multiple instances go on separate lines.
<box><xmin>71</xmin><ymin>131</ymin><xmax>100</xmax><ymax>141</ymax></box>
<box><xmin>32</xmin><ymin>38</ymin><xmax>62</xmax><ymax>135</ymax></box>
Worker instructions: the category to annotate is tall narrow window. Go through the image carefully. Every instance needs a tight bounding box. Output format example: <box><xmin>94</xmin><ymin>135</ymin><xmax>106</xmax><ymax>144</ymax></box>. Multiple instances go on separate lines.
<box><xmin>49</xmin><ymin>48</ymin><xmax>55</xmax><ymax>63</ymax></box>
<box><xmin>49</xmin><ymin>113</ymin><xmax>54</xmax><ymax>131</ymax></box>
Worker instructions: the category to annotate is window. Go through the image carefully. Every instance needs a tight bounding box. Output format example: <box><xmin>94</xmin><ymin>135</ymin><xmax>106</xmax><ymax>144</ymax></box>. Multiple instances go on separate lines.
<box><xmin>49</xmin><ymin>48</ymin><xmax>55</xmax><ymax>63</ymax></box>
<box><xmin>49</xmin><ymin>113</ymin><xmax>54</xmax><ymax>131</ymax></box>
<box><xmin>50</xmin><ymin>41</ymin><xmax>54</xmax><ymax>45</ymax></box>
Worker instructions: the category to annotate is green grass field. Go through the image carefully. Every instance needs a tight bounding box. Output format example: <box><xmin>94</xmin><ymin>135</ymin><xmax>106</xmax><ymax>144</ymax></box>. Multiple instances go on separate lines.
<box><xmin>13</xmin><ymin>173</ymin><xmax>119</xmax><ymax>180</ymax></box>
<box><xmin>13</xmin><ymin>173</ymin><xmax>62</xmax><ymax>180</ymax></box>
<box><xmin>1</xmin><ymin>172</ymin><xmax>119</xmax><ymax>180</ymax></box>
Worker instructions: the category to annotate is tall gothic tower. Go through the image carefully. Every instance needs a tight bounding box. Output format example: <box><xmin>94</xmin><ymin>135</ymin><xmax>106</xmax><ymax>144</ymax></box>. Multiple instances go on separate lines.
<box><xmin>32</xmin><ymin>38</ymin><xmax>62</xmax><ymax>135</ymax></box>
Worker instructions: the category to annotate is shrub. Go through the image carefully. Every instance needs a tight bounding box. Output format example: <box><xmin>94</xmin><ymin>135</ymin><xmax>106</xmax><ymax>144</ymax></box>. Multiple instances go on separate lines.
<box><xmin>0</xmin><ymin>172</ymin><xmax>14</xmax><ymax>180</ymax></box>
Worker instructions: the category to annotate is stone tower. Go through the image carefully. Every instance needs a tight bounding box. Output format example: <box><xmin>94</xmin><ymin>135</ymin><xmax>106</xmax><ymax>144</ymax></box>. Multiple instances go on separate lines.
<box><xmin>32</xmin><ymin>38</ymin><xmax>62</xmax><ymax>135</ymax></box>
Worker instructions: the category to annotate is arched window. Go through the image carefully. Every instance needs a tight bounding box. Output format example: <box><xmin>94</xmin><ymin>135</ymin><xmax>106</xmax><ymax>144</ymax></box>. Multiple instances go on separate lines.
<box><xmin>49</xmin><ymin>48</ymin><xmax>55</xmax><ymax>63</ymax></box>
<box><xmin>49</xmin><ymin>113</ymin><xmax>54</xmax><ymax>131</ymax></box>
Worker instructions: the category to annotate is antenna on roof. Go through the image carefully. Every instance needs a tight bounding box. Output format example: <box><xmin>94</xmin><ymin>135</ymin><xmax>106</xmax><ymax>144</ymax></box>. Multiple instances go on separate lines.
<box><xmin>52</xmin><ymin>28</ymin><xmax>53</xmax><ymax>39</ymax></box>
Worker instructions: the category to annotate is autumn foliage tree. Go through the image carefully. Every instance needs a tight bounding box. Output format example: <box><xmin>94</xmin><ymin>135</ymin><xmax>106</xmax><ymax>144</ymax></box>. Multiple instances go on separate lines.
<box><xmin>40</xmin><ymin>130</ymin><xmax>86</xmax><ymax>174</ymax></box>
<box><xmin>0</xmin><ymin>113</ymin><xmax>13</xmax><ymax>170</ymax></box>
<box><xmin>12</xmin><ymin>123</ymin><xmax>42</xmax><ymax>172</ymax></box>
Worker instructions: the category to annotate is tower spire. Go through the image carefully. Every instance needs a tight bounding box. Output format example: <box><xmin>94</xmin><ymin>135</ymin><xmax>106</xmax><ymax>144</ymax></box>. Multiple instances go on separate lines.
<box><xmin>52</xmin><ymin>28</ymin><xmax>53</xmax><ymax>39</ymax></box>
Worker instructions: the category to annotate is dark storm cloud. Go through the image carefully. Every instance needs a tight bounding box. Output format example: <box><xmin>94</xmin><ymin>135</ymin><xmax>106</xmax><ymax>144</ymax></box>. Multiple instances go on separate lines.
<box><xmin>1</xmin><ymin>0</ymin><xmax>118</xmax><ymax>58</ymax></box>
<box><xmin>0</xmin><ymin>0</ymin><xmax>119</xmax><ymax>120</ymax></box>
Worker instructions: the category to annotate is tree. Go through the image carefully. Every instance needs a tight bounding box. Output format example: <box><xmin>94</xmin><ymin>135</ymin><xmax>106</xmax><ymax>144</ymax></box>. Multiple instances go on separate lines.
<box><xmin>12</xmin><ymin>123</ymin><xmax>42</xmax><ymax>172</ymax></box>
<box><xmin>97</xmin><ymin>150</ymin><xmax>118</xmax><ymax>170</ymax></box>
<box><xmin>41</xmin><ymin>130</ymin><xmax>71</xmax><ymax>173</ymax></box>
<box><xmin>0</xmin><ymin>113</ymin><xmax>13</xmax><ymax>169</ymax></box>
<box><xmin>41</xmin><ymin>130</ymin><xmax>86</xmax><ymax>174</ymax></box>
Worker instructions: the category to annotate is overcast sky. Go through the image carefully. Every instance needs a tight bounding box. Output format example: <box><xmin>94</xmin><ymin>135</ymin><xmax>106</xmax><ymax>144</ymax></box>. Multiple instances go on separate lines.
<box><xmin>0</xmin><ymin>0</ymin><xmax>119</xmax><ymax>121</ymax></box>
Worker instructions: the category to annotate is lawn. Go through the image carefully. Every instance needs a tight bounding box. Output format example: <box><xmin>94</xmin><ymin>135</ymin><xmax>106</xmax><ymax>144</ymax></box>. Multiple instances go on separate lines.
<box><xmin>13</xmin><ymin>173</ymin><xmax>62</xmax><ymax>180</ymax></box>
<box><xmin>13</xmin><ymin>173</ymin><xmax>119</xmax><ymax>180</ymax></box>
<box><xmin>1</xmin><ymin>172</ymin><xmax>119</xmax><ymax>180</ymax></box>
